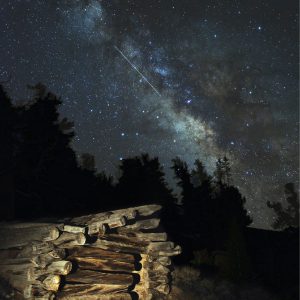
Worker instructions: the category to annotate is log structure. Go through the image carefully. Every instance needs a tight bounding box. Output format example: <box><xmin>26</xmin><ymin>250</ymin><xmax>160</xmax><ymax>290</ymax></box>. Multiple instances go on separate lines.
<box><xmin>0</xmin><ymin>205</ymin><xmax>180</xmax><ymax>299</ymax></box>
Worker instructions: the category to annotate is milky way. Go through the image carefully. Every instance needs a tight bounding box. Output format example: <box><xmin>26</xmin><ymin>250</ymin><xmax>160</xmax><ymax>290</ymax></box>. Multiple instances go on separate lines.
<box><xmin>0</xmin><ymin>0</ymin><xmax>298</xmax><ymax>228</ymax></box>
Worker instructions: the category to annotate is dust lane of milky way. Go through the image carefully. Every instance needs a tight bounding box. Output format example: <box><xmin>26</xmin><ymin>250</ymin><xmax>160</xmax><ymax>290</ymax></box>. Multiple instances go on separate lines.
<box><xmin>0</xmin><ymin>0</ymin><xmax>298</xmax><ymax>228</ymax></box>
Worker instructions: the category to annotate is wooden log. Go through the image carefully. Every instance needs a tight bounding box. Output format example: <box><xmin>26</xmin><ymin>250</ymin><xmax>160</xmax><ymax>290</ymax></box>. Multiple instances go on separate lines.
<box><xmin>32</xmin><ymin>249</ymin><xmax>66</xmax><ymax>268</ymax></box>
<box><xmin>117</xmin><ymin>218</ymin><xmax>160</xmax><ymax>232</ymax></box>
<box><xmin>135</xmin><ymin>232</ymin><xmax>167</xmax><ymax>241</ymax></box>
<box><xmin>94</xmin><ymin>235</ymin><xmax>148</xmax><ymax>254</ymax></box>
<box><xmin>18</xmin><ymin>241</ymin><xmax>55</xmax><ymax>259</ymax></box>
<box><xmin>110</xmin><ymin>207</ymin><xmax>138</xmax><ymax>220</ymax></box>
<box><xmin>27</xmin><ymin>264</ymin><xmax>70</xmax><ymax>280</ymax></box>
<box><xmin>35</xmin><ymin>294</ymin><xmax>55</xmax><ymax>300</ymax></box>
<box><xmin>69</xmin><ymin>256</ymin><xmax>135</xmax><ymax>273</ymax></box>
<box><xmin>155</xmin><ymin>245</ymin><xmax>181</xmax><ymax>256</ymax></box>
<box><xmin>63</xmin><ymin>225</ymin><xmax>86</xmax><ymax>234</ymax></box>
<box><xmin>118</xmin><ymin>232</ymin><xmax>167</xmax><ymax>242</ymax></box>
<box><xmin>46</xmin><ymin>260</ymin><xmax>72</xmax><ymax>275</ymax></box>
<box><xmin>24</xmin><ymin>284</ymin><xmax>55</xmax><ymax>299</ymax></box>
<box><xmin>70</xmin><ymin>212</ymin><xmax>111</xmax><ymax>226</ymax></box>
<box><xmin>28</xmin><ymin>260</ymin><xmax>72</xmax><ymax>279</ymax></box>
<box><xmin>0</xmin><ymin>226</ymin><xmax>60</xmax><ymax>249</ymax></box>
<box><xmin>0</xmin><ymin>262</ymin><xmax>32</xmax><ymax>275</ymax></box>
<box><xmin>65</xmin><ymin>269</ymin><xmax>133</xmax><ymax>286</ymax></box>
<box><xmin>133</xmin><ymin>253</ymin><xmax>152</xmax><ymax>300</ymax></box>
<box><xmin>68</xmin><ymin>247</ymin><xmax>135</xmax><ymax>263</ymax></box>
<box><xmin>73</xmin><ymin>206</ymin><xmax>136</xmax><ymax>229</ymax></box>
<box><xmin>135</xmin><ymin>204</ymin><xmax>162</xmax><ymax>217</ymax></box>
<box><xmin>42</xmin><ymin>274</ymin><xmax>61</xmax><ymax>292</ymax></box>
<box><xmin>28</xmin><ymin>268</ymin><xmax>44</xmax><ymax>281</ymax></box>
<box><xmin>70</xmin><ymin>213</ymin><xmax>112</xmax><ymax>235</ymax></box>
<box><xmin>0</xmin><ymin>273</ymin><xmax>32</xmax><ymax>293</ymax></box>
<box><xmin>0</xmin><ymin>222</ymin><xmax>63</xmax><ymax>230</ymax></box>
<box><xmin>53</xmin><ymin>232</ymin><xmax>86</xmax><ymax>248</ymax></box>
<box><xmin>134</xmin><ymin>285</ymin><xmax>153</xmax><ymax>300</ymax></box>
<box><xmin>150</xmin><ymin>283</ymin><xmax>170</xmax><ymax>294</ymax></box>
<box><xmin>87</xmin><ymin>216</ymin><xmax>127</xmax><ymax>235</ymax></box>
<box><xmin>8</xmin><ymin>273</ymin><xmax>61</xmax><ymax>292</ymax></box>
<box><xmin>148</xmin><ymin>262</ymin><xmax>170</xmax><ymax>275</ymax></box>
<box><xmin>149</xmin><ymin>289</ymin><xmax>168</xmax><ymax>299</ymax></box>
<box><xmin>57</xmin><ymin>292</ymin><xmax>132</xmax><ymax>300</ymax></box>
<box><xmin>69</xmin><ymin>204</ymin><xmax>161</xmax><ymax>234</ymax></box>
<box><xmin>106</xmin><ymin>216</ymin><xmax>127</xmax><ymax>229</ymax></box>
<box><xmin>148</xmin><ymin>241</ymin><xmax>175</xmax><ymax>252</ymax></box>
<box><xmin>148</xmin><ymin>275</ymin><xmax>169</xmax><ymax>284</ymax></box>
<box><xmin>88</xmin><ymin>221</ymin><xmax>110</xmax><ymax>236</ymax></box>
<box><xmin>17</xmin><ymin>242</ymin><xmax>55</xmax><ymax>258</ymax></box>
<box><xmin>0</xmin><ymin>249</ymin><xmax>20</xmax><ymax>260</ymax></box>
<box><xmin>0</xmin><ymin>257</ymin><xmax>31</xmax><ymax>265</ymax></box>
<box><xmin>148</xmin><ymin>256</ymin><xmax>171</xmax><ymax>266</ymax></box>
<box><xmin>57</xmin><ymin>283</ymin><xmax>128</xmax><ymax>298</ymax></box>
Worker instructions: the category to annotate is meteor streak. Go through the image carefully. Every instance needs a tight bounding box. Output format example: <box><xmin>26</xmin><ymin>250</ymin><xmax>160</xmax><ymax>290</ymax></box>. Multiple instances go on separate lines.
<box><xmin>114</xmin><ymin>46</ymin><xmax>161</xmax><ymax>97</ymax></box>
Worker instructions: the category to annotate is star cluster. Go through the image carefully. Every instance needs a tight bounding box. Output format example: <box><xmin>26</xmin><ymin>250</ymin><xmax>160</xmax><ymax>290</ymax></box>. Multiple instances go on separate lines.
<box><xmin>0</xmin><ymin>0</ymin><xmax>298</xmax><ymax>228</ymax></box>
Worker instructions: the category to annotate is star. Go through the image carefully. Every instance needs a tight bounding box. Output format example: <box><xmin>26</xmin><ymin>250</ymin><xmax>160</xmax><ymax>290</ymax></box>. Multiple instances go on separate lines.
<box><xmin>0</xmin><ymin>0</ymin><xmax>297</xmax><ymax>229</ymax></box>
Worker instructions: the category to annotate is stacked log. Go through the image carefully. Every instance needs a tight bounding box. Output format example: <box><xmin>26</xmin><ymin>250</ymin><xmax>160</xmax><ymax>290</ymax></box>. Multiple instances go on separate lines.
<box><xmin>0</xmin><ymin>224</ymin><xmax>69</xmax><ymax>299</ymax></box>
<box><xmin>0</xmin><ymin>205</ymin><xmax>181</xmax><ymax>299</ymax></box>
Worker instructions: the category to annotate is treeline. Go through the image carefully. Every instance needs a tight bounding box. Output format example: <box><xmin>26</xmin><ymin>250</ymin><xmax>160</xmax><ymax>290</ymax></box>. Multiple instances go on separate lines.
<box><xmin>0</xmin><ymin>84</ymin><xmax>298</xmax><ymax>281</ymax></box>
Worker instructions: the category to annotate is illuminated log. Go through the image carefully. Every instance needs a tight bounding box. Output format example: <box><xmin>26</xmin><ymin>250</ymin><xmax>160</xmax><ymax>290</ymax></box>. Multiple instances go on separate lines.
<box><xmin>68</xmin><ymin>247</ymin><xmax>135</xmax><ymax>263</ymax></box>
<box><xmin>117</xmin><ymin>218</ymin><xmax>160</xmax><ymax>232</ymax></box>
<box><xmin>94</xmin><ymin>234</ymin><xmax>148</xmax><ymax>254</ymax></box>
<box><xmin>46</xmin><ymin>260</ymin><xmax>72</xmax><ymax>275</ymax></box>
<box><xmin>53</xmin><ymin>232</ymin><xmax>86</xmax><ymax>248</ymax></box>
<box><xmin>0</xmin><ymin>225</ymin><xmax>60</xmax><ymax>249</ymax></box>
<box><xmin>57</xmin><ymin>283</ymin><xmax>129</xmax><ymax>298</ymax></box>
<box><xmin>69</xmin><ymin>256</ymin><xmax>136</xmax><ymax>273</ymax></box>
<box><xmin>65</xmin><ymin>269</ymin><xmax>133</xmax><ymax>286</ymax></box>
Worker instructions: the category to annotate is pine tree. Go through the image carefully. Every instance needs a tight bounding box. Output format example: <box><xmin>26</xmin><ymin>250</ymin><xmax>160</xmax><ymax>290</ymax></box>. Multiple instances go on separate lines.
<box><xmin>0</xmin><ymin>85</ymin><xmax>17</xmax><ymax>219</ymax></box>
<box><xmin>267</xmin><ymin>183</ymin><xmax>299</xmax><ymax>230</ymax></box>
<box><xmin>191</xmin><ymin>159</ymin><xmax>210</xmax><ymax>187</ymax></box>
<box><xmin>171</xmin><ymin>157</ymin><xmax>193</xmax><ymax>205</ymax></box>
<box><xmin>0</xmin><ymin>83</ymin><xmax>117</xmax><ymax>219</ymax></box>
<box><xmin>214</xmin><ymin>156</ymin><xmax>232</xmax><ymax>186</ymax></box>
<box><xmin>117</xmin><ymin>153</ymin><xmax>175</xmax><ymax>207</ymax></box>
<box><xmin>80</xmin><ymin>153</ymin><xmax>96</xmax><ymax>172</ymax></box>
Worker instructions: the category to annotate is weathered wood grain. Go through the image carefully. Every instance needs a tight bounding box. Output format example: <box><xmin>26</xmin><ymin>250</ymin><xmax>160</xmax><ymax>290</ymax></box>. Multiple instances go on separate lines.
<box><xmin>65</xmin><ymin>269</ymin><xmax>133</xmax><ymax>286</ymax></box>
<box><xmin>53</xmin><ymin>232</ymin><xmax>86</xmax><ymax>248</ymax></box>
<box><xmin>69</xmin><ymin>256</ymin><xmax>136</xmax><ymax>273</ymax></box>
<box><xmin>57</xmin><ymin>283</ymin><xmax>129</xmax><ymax>298</ymax></box>
<box><xmin>0</xmin><ymin>226</ymin><xmax>60</xmax><ymax>249</ymax></box>
<box><xmin>68</xmin><ymin>246</ymin><xmax>135</xmax><ymax>263</ymax></box>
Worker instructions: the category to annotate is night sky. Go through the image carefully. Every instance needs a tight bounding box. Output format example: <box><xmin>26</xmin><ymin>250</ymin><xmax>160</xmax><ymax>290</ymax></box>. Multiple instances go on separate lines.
<box><xmin>0</xmin><ymin>0</ymin><xmax>298</xmax><ymax>228</ymax></box>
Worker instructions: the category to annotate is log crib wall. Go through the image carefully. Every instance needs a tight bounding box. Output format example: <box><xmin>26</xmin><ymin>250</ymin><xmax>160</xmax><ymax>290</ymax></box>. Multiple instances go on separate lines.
<box><xmin>0</xmin><ymin>205</ymin><xmax>181</xmax><ymax>300</ymax></box>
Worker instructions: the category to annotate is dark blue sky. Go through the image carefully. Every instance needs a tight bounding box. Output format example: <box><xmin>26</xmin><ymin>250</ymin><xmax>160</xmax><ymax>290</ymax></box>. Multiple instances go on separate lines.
<box><xmin>0</xmin><ymin>0</ymin><xmax>298</xmax><ymax>228</ymax></box>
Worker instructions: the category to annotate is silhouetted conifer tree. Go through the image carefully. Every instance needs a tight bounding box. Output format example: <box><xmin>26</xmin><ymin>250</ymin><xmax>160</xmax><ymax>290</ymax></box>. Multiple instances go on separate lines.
<box><xmin>223</xmin><ymin>218</ymin><xmax>252</xmax><ymax>281</ymax></box>
<box><xmin>191</xmin><ymin>159</ymin><xmax>210</xmax><ymax>187</ymax></box>
<box><xmin>171</xmin><ymin>156</ymin><xmax>252</xmax><ymax>252</ymax></box>
<box><xmin>0</xmin><ymin>84</ymin><xmax>115</xmax><ymax>219</ymax></box>
<box><xmin>0</xmin><ymin>85</ymin><xmax>16</xmax><ymax>219</ymax></box>
<box><xmin>171</xmin><ymin>157</ymin><xmax>193</xmax><ymax>206</ymax></box>
<box><xmin>80</xmin><ymin>153</ymin><xmax>96</xmax><ymax>172</ymax></box>
<box><xmin>116</xmin><ymin>154</ymin><xmax>175</xmax><ymax>208</ymax></box>
<box><xmin>267</xmin><ymin>183</ymin><xmax>299</xmax><ymax>229</ymax></box>
<box><xmin>214</xmin><ymin>156</ymin><xmax>232</xmax><ymax>186</ymax></box>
